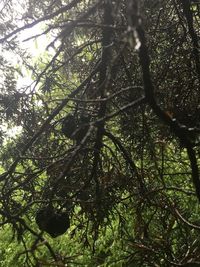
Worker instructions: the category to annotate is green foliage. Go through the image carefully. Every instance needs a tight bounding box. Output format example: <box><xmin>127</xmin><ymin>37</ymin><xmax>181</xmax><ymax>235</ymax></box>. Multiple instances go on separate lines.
<box><xmin>0</xmin><ymin>0</ymin><xmax>200</xmax><ymax>266</ymax></box>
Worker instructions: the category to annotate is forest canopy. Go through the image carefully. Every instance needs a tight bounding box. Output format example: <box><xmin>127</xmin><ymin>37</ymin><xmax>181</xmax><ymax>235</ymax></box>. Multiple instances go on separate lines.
<box><xmin>0</xmin><ymin>0</ymin><xmax>200</xmax><ymax>266</ymax></box>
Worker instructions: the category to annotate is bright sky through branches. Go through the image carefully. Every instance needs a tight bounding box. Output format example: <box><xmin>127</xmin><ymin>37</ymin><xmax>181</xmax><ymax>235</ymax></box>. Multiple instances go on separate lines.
<box><xmin>0</xmin><ymin>1</ymin><xmax>51</xmax><ymax>138</ymax></box>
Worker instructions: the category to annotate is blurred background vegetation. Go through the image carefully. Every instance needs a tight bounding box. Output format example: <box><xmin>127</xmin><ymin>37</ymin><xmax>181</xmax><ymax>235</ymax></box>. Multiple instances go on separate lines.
<box><xmin>0</xmin><ymin>0</ymin><xmax>200</xmax><ymax>266</ymax></box>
